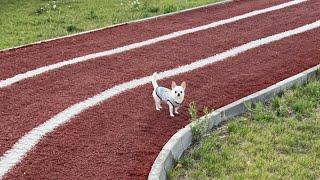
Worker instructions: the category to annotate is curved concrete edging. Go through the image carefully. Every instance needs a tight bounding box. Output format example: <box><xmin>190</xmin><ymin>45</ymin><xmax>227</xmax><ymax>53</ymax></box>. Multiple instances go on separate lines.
<box><xmin>0</xmin><ymin>0</ymin><xmax>232</xmax><ymax>52</ymax></box>
<box><xmin>148</xmin><ymin>64</ymin><xmax>320</xmax><ymax>180</ymax></box>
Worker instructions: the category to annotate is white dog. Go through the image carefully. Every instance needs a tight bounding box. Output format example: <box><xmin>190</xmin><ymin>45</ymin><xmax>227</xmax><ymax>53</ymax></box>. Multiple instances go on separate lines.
<box><xmin>151</xmin><ymin>72</ymin><xmax>186</xmax><ymax>117</ymax></box>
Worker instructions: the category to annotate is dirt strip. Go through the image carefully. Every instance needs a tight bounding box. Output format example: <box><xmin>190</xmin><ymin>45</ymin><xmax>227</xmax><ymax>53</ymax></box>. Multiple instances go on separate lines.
<box><xmin>3</xmin><ymin>27</ymin><xmax>320</xmax><ymax>179</ymax></box>
<box><xmin>0</xmin><ymin>0</ymin><xmax>290</xmax><ymax>79</ymax></box>
<box><xmin>0</xmin><ymin>0</ymin><xmax>319</xmax><ymax>157</ymax></box>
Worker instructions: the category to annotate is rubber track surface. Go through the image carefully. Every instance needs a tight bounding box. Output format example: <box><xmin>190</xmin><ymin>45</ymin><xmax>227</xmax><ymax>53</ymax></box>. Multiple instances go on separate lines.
<box><xmin>0</xmin><ymin>0</ymin><xmax>288</xmax><ymax>79</ymax></box>
<box><xmin>1</xmin><ymin>0</ymin><xmax>319</xmax><ymax>179</ymax></box>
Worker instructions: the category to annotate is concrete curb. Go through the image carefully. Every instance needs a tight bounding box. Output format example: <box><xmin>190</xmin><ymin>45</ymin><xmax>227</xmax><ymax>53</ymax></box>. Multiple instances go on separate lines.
<box><xmin>0</xmin><ymin>0</ymin><xmax>232</xmax><ymax>52</ymax></box>
<box><xmin>148</xmin><ymin>64</ymin><xmax>319</xmax><ymax>180</ymax></box>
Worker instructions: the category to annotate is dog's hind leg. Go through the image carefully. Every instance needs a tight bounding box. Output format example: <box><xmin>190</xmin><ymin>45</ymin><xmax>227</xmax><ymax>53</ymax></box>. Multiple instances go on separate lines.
<box><xmin>152</xmin><ymin>91</ymin><xmax>161</xmax><ymax>111</ymax></box>
<box><xmin>155</xmin><ymin>100</ymin><xmax>161</xmax><ymax>111</ymax></box>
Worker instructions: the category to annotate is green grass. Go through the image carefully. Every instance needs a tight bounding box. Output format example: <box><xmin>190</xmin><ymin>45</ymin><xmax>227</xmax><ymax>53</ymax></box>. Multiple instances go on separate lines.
<box><xmin>169</xmin><ymin>77</ymin><xmax>320</xmax><ymax>179</ymax></box>
<box><xmin>0</xmin><ymin>0</ymin><xmax>222</xmax><ymax>50</ymax></box>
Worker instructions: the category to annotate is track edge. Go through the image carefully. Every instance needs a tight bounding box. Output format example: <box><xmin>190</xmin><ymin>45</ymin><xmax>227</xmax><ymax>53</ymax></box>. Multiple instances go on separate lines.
<box><xmin>148</xmin><ymin>64</ymin><xmax>320</xmax><ymax>180</ymax></box>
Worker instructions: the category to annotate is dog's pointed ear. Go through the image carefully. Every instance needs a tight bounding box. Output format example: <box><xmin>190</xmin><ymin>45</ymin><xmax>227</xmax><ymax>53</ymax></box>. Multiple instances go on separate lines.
<box><xmin>171</xmin><ymin>81</ymin><xmax>177</xmax><ymax>89</ymax></box>
<box><xmin>181</xmin><ymin>81</ymin><xmax>186</xmax><ymax>90</ymax></box>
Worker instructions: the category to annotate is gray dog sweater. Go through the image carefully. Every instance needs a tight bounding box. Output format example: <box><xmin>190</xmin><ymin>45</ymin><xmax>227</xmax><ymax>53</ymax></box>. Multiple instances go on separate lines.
<box><xmin>155</xmin><ymin>87</ymin><xmax>182</xmax><ymax>108</ymax></box>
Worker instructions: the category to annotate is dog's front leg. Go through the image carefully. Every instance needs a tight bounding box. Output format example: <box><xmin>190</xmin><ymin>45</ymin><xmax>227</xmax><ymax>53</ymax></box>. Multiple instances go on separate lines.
<box><xmin>175</xmin><ymin>106</ymin><xmax>179</xmax><ymax>114</ymax></box>
<box><xmin>167</xmin><ymin>102</ymin><xmax>174</xmax><ymax>117</ymax></box>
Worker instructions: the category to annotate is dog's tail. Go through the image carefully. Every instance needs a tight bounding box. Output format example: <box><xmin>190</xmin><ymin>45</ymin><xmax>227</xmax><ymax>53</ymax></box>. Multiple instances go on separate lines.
<box><xmin>151</xmin><ymin>72</ymin><xmax>158</xmax><ymax>89</ymax></box>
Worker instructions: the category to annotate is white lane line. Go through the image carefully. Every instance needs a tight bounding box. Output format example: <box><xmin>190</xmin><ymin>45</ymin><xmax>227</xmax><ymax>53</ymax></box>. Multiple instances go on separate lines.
<box><xmin>0</xmin><ymin>0</ymin><xmax>307</xmax><ymax>88</ymax></box>
<box><xmin>1</xmin><ymin>19</ymin><xmax>319</xmax><ymax>178</ymax></box>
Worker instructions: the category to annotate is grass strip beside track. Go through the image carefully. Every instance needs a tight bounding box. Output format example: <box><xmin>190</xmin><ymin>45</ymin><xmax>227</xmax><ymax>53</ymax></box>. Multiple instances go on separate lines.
<box><xmin>169</xmin><ymin>76</ymin><xmax>320</xmax><ymax>179</ymax></box>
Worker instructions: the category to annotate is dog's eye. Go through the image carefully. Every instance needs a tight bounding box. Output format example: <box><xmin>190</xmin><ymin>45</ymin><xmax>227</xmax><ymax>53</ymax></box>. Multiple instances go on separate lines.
<box><xmin>175</xmin><ymin>91</ymin><xmax>177</xmax><ymax>93</ymax></box>
<box><xmin>181</xmin><ymin>91</ymin><xmax>183</xmax><ymax>94</ymax></box>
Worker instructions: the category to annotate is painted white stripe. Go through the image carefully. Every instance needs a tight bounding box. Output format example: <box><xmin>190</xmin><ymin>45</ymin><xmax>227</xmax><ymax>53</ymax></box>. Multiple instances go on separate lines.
<box><xmin>0</xmin><ymin>0</ymin><xmax>307</xmax><ymax>88</ymax></box>
<box><xmin>1</xmin><ymin>19</ymin><xmax>319</xmax><ymax>178</ymax></box>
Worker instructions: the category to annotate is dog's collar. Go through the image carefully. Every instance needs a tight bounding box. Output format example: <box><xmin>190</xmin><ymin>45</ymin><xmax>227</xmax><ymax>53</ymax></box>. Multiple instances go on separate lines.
<box><xmin>173</xmin><ymin>99</ymin><xmax>183</xmax><ymax>105</ymax></box>
<box><xmin>168</xmin><ymin>99</ymin><xmax>183</xmax><ymax>108</ymax></box>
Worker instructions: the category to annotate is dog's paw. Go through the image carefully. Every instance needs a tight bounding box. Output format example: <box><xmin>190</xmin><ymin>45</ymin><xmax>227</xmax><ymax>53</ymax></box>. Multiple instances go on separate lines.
<box><xmin>175</xmin><ymin>111</ymin><xmax>179</xmax><ymax>114</ymax></box>
<box><xmin>170</xmin><ymin>114</ymin><xmax>175</xmax><ymax>117</ymax></box>
<box><xmin>156</xmin><ymin>108</ymin><xmax>161</xmax><ymax>111</ymax></box>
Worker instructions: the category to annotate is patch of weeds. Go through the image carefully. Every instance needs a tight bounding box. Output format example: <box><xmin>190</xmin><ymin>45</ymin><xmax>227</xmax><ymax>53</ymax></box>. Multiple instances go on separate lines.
<box><xmin>87</xmin><ymin>10</ymin><xmax>99</xmax><ymax>20</ymax></box>
<box><xmin>227</xmin><ymin>117</ymin><xmax>251</xmax><ymax>140</ymax></box>
<box><xmin>203</xmin><ymin>106</ymin><xmax>210</xmax><ymax>115</ymax></box>
<box><xmin>188</xmin><ymin>101</ymin><xmax>198</xmax><ymax>122</ymax></box>
<box><xmin>146</xmin><ymin>6</ymin><xmax>159</xmax><ymax>13</ymax></box>
<box><xmin>140</xmin><ymin>1</ymin><xmax>159</xmax><ymax>14</ymax></box>
<box><xmin>111</xmin><ymin>14</ymin><xmax>119</xmax><ymax>24</ymax></box>
<box><xmin>177</xmin><ymin>156</ymin><xmax>193</xmax><ymax>169</ymax></box>
<box><xmin>130</xmin><ymin>0</ymin><xmax>141</xmax><ymax>11</ymax></box>
<box><xmin>228</xmin><ymin>121</ymin><xmax>241</xmax><ymax>134</ymax></box>
<box><xmin>35</xmin><ymin>1</ymin><xmax>58</xmax><ymax>15</ymax></box>
<box><xmin>66</xmin><ymin>25</ymin><xmax>81</xmax><ymax>32</ymax></box>
<box><xmin>163</xmin><ymin>5</ymin><xmax>177</xmax><ymax>14</ymax></box>
<box><xmin>316</xmin><ymin>68</ymin><xmax>320</xmax><ymax>75</ymax></box>
<box><xmin>190</xmin><ymin>123</ymin><xmax>204</xmax><ymax>142</ymax></box>
<box><xmin>302</xmin><ymin>81</ymin><xmax>320</xmax><ymax>101</ymax></box>
<box><xmin>111</xmin><ymin>13</ymin><xmax>125</xmax><ymax>24</ymax></box>
<box><xmin>282</xmin><ymin>80</ymin><xmax>320</xmax><ymax>119</ymax></box>
<box><xmin>251</xmin><ymin>102</ymin><xmax>277</xmax><ymax>122</ymax></box>
<box><xmin>271</xmin><ymin>96</ymin><xmax>289</xmax><ymax>117</ymax></box>
<box><xmin>167</xmin><ymin>170</ymin><xmax>177</xmax><ymax>180</ymax></box>
<box><xmin>291</xmin><ymin>100</ymin><xmax>314</xmax><ymax>118</ymax></box>
<box><xmin>35</xmin><ymin>7</ymin><xmax>47</xmax><ymax>14</ymax></box>
<box><xmin>272</xmin><ymin>96</ymin><xmax>281</xmax><ymax>111</ymax></box>
<box><xmin>188</xmin><ymin>102</ymin><xmax>210</xmax><ymax>142</ymax></box>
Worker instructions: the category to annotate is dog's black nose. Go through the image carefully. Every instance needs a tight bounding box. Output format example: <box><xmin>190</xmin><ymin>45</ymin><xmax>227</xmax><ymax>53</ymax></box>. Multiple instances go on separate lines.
<box><xmin>177</xmin><ymin>93</ymin><xmax>180</xmax><ymax>97</ymax></box>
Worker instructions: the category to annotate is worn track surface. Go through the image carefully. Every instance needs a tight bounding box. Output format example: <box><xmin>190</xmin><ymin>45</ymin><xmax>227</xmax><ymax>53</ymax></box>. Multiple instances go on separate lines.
<box><xmin>0</xmin><ymin>0</ymin><xmax>319</xmax><ymax>179</ymax></box>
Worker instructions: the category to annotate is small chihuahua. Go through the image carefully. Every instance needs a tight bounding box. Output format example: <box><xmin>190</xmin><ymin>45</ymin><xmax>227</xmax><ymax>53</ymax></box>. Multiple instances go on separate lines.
<box><xmin>151</xmin><ymin>72</ymin><xmax>186</xmax><ymax>117</ymax></box>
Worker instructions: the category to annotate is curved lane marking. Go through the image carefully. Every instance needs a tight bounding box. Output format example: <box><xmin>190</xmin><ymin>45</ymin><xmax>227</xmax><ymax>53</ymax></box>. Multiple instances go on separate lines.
<box><xmin>1</xmin><ymin>20</ymin><xmax>320</xmax><ymax>178</ymax></box>
<box><xmin>0</xmin><ymin>0</ymin><xmax>307</xmax><ymax>88</ymax></box>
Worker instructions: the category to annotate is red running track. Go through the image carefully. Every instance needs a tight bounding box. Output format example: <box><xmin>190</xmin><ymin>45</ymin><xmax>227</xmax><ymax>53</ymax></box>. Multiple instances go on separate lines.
<box><xmin>1</xmin><ymin>0</ymin><xmax>320</xmax><ymax>179</ymax></box>
<box><xmin>0</xmin><ymin>0</ymin><xmax>288</xmax><ymax>79</ymax></box>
